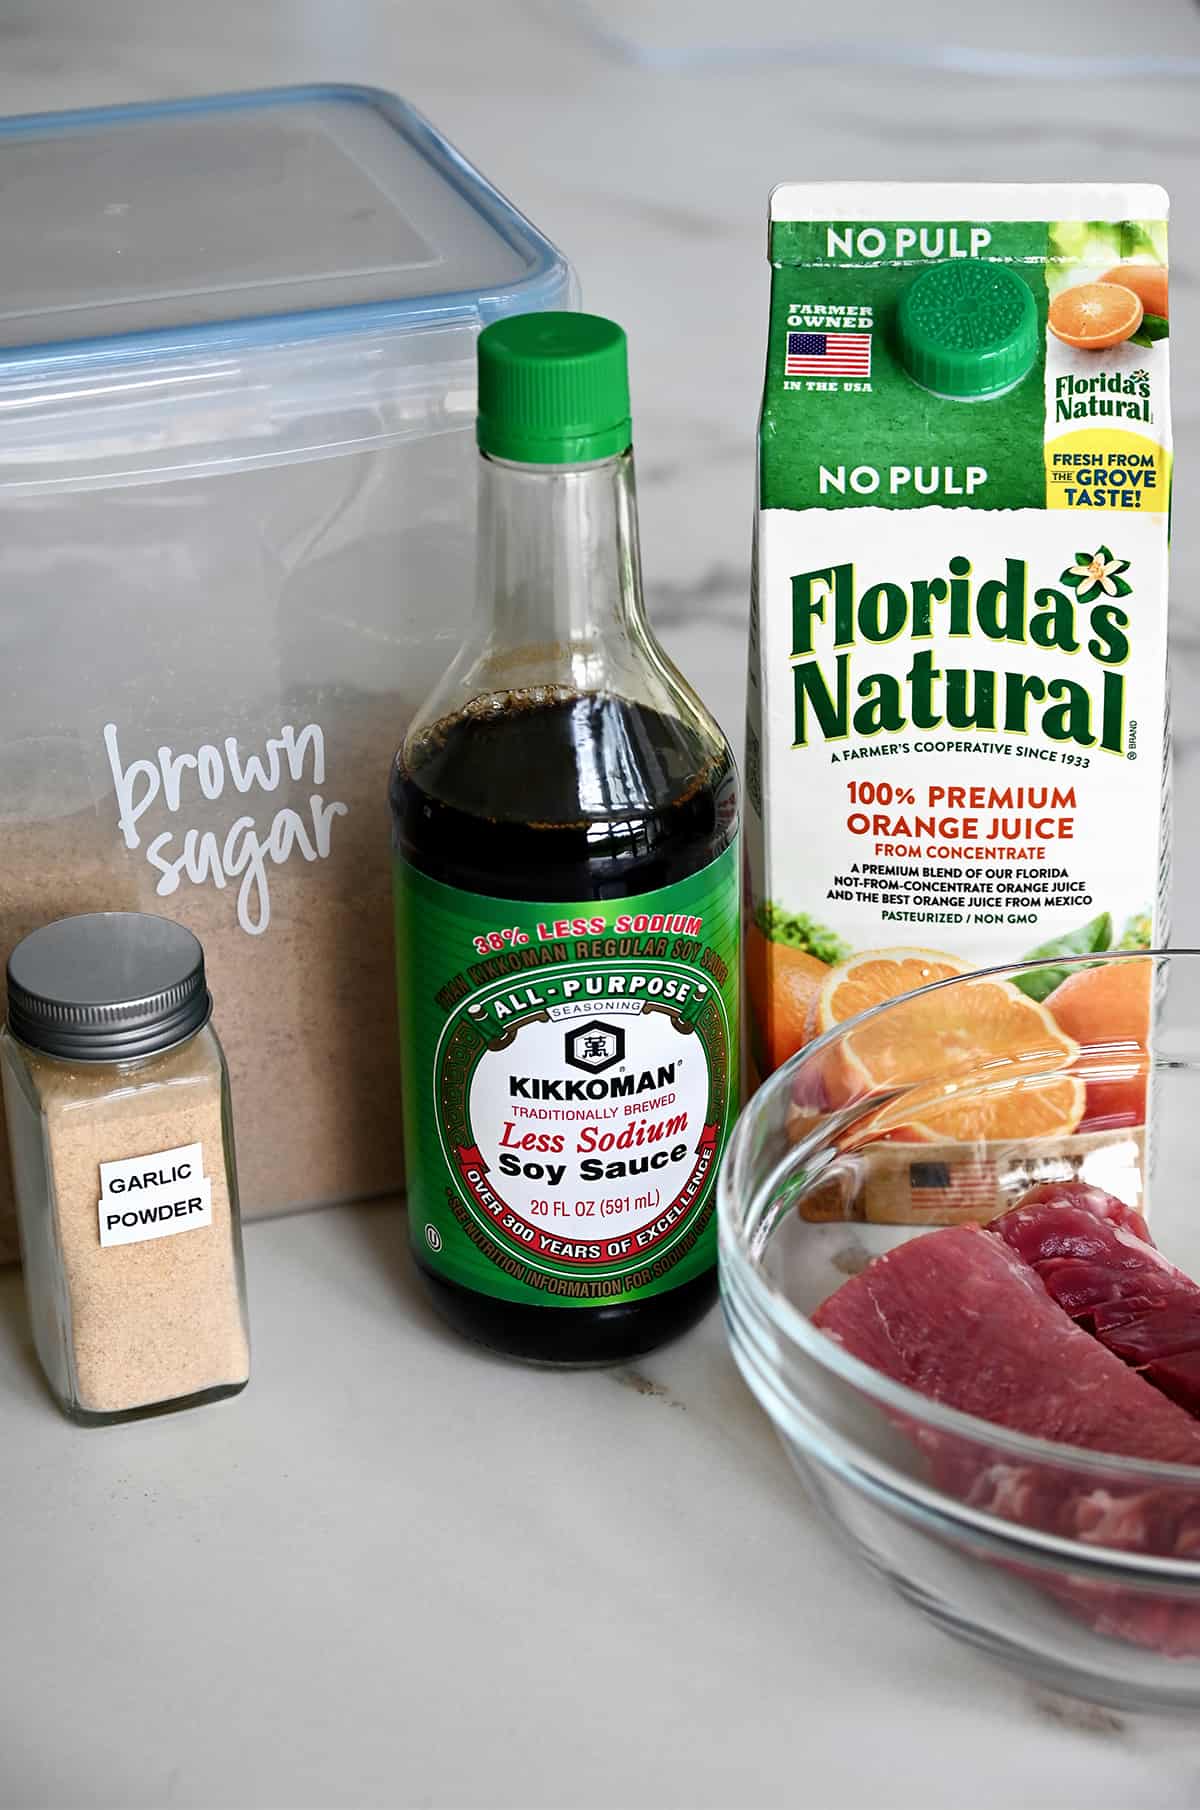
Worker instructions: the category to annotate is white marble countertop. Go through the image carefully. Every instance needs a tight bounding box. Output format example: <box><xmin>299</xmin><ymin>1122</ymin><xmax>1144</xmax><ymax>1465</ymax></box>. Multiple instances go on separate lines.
<box><xmin>3</xmin><ymin>3</ymin><xmax>1200</xmax><ymax>1805</ymax></box>
<box><xmin>3</xmin><ymin>1201</ymin><xmax>1200</xmax><ymax>1810</ymax></box>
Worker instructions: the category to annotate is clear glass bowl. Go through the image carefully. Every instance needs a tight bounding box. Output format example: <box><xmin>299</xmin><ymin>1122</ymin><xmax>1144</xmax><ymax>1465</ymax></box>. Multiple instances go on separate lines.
<box><xmin>719</xmin><ymin>949</ymin><xmax>1200</xmax><ymax>1713</ymax></box>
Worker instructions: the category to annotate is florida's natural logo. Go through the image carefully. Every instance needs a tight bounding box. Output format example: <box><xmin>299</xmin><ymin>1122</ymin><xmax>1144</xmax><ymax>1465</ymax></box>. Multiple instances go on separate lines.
<box><xmin>788</xmin><ymin>552</ymin><xmax>1134</xmax><ymax>755</ymax></box>
<box><xmin>1060</xmin><ymin>546</ymin><xmax>1132</xmax><ymax>604</ymax></box>
<box><xmin>1054</xmin><ymin>368</ymin><xmax>1152</xmax><ymax>423</ymax></box>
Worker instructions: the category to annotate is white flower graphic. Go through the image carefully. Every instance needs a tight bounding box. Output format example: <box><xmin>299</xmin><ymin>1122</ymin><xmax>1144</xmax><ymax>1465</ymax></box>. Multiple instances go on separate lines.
<box><xmin>1061</xmin><ymin>545</ymin><xmax>1132</xmax><ymax>605</ymax></box>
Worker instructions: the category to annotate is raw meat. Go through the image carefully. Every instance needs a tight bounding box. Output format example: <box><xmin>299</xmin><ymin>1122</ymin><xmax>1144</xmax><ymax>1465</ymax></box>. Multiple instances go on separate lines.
<box><xmin>813</xmin><ymin>1226</ymin><xmax>1200</xmax><ymax>1465</ymax></box>
<box><xmin>813</xmin><ymin>1224</ymin><xmax>1200</xmax><ymax>1655</ymax></box>
<box><xmin>992</xmin><ymin>1180</ymin><xmax>1200</xmax><ymax>1415</ymax></box>
<box><xmin>996</xmin><ymin>1178</ymin><xmax>1154</xmax><ymax>1244</ymax></box>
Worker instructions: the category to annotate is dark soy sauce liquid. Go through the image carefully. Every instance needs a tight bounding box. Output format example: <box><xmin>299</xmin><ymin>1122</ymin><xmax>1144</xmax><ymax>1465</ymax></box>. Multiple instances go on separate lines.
<box><xmin>390</xmin><ymin>690</ymin><xmax>737</xmax><ymax>1364</ymax></box>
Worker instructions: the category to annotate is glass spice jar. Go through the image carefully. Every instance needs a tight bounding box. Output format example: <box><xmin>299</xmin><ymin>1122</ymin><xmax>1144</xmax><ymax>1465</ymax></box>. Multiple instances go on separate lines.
<box><xmin>0</xmin><ymin>911</ymin><xmax>250</xmax><ymax>1423</ymax></box>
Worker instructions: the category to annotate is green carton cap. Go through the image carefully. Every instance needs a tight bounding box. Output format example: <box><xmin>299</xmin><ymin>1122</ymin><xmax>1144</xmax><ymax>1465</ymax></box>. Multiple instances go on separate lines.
<box><xmin>477</xmin><ymin>312</ymin><xmax>632</xmax><ymax>463</ymax></box>
<box><xmin>898</xmin><ymin>260</ymin><xmax>1038</xmax><ymax>401</ymax></box>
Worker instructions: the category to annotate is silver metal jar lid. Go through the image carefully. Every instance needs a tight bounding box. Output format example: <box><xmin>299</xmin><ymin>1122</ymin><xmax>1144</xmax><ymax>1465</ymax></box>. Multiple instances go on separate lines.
<box><xmin>6</xmin><ymin>912</ymin><xmax>212</xmax><ymax>1062</ymax></box>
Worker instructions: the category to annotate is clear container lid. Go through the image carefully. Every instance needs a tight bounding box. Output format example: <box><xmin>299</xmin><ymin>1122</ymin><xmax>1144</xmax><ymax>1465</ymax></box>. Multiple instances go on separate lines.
<box><xmin>0</xmin><ymin>85</ymin><xmax>573</xmax><ymax>488</ymax></box>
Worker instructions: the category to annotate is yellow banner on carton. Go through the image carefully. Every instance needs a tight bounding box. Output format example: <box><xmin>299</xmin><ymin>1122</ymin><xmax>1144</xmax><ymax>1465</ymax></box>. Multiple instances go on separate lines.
<box><xmin>1045</xmin><ymin>431</ymin><xmax>1170</xmax><ymax>513</ymax></box>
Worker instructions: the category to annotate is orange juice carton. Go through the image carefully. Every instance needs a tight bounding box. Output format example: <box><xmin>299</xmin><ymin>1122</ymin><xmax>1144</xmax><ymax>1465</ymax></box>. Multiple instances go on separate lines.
<box><xmin>745</xmin><ymin>184</ymin><xmax>1170</xmax><ymax>1220</ymax></box>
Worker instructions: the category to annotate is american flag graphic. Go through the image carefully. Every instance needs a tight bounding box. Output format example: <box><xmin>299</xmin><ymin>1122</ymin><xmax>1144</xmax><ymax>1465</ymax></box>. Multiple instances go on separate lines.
<box><xmin>785</xmin><ymin>330</ymin><xmax>872</xmax><ymax>377</ymax></box>
<box><xmin>908</xmin><ymin>1160</ymin><xmax>998</xmax><ymax>1216</ymax></box>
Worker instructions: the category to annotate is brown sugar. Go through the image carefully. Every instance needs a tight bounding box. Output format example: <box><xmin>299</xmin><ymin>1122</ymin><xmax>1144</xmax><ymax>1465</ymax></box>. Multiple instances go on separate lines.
<box><xmin>0</xmin><ymin>692</ymin><xmax>407</xmax><ymax>1262</ymax></box>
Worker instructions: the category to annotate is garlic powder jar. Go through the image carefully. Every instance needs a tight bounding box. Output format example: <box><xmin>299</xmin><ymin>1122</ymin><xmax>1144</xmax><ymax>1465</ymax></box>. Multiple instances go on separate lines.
<box><xmin>0</xmin><ymin>912</ymin><xmax>250</xmax><ymax>1423</ymax></box>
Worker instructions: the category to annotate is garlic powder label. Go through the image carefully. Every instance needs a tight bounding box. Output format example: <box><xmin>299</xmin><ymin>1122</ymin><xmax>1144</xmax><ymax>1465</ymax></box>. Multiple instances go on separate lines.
<box><xmin>97</xmin><ymin>1140</ymin><xmax>214</xmax><ymax>1247</ymax></box>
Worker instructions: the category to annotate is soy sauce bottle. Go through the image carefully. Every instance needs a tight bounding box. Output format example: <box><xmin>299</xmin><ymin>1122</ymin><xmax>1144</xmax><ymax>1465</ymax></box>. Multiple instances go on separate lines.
<box><xmin>391</xmin><ymin>314</ymin><xmax>738</xmax><ymax>1364</ymax></box>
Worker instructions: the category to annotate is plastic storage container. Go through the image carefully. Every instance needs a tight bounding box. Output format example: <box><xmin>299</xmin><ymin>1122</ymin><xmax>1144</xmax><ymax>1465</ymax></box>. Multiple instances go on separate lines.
<box><xmin>0</xmin><ymin>85</ymin><xmax>573</xmax><ymax>1257</ymax></box>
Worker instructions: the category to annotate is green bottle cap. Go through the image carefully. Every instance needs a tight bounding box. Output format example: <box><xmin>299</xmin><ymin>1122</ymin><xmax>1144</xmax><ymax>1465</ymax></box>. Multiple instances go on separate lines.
<box><xmin>476</xmin><ymin>312</ymin><xmax>632</xmax><ymax>464</ymax></box>
<box><xmin>897</xmin><ymin>260</ymin><xmax>1038</xmax><ymax>401</ymax></box>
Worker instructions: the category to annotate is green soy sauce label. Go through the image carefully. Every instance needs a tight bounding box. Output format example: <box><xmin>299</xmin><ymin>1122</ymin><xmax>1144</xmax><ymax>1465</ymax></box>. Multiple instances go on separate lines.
<box><xmin>394</xmin><ymin>844</ymin><xmax>739</xmax><ymax>1306</ymax></box>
